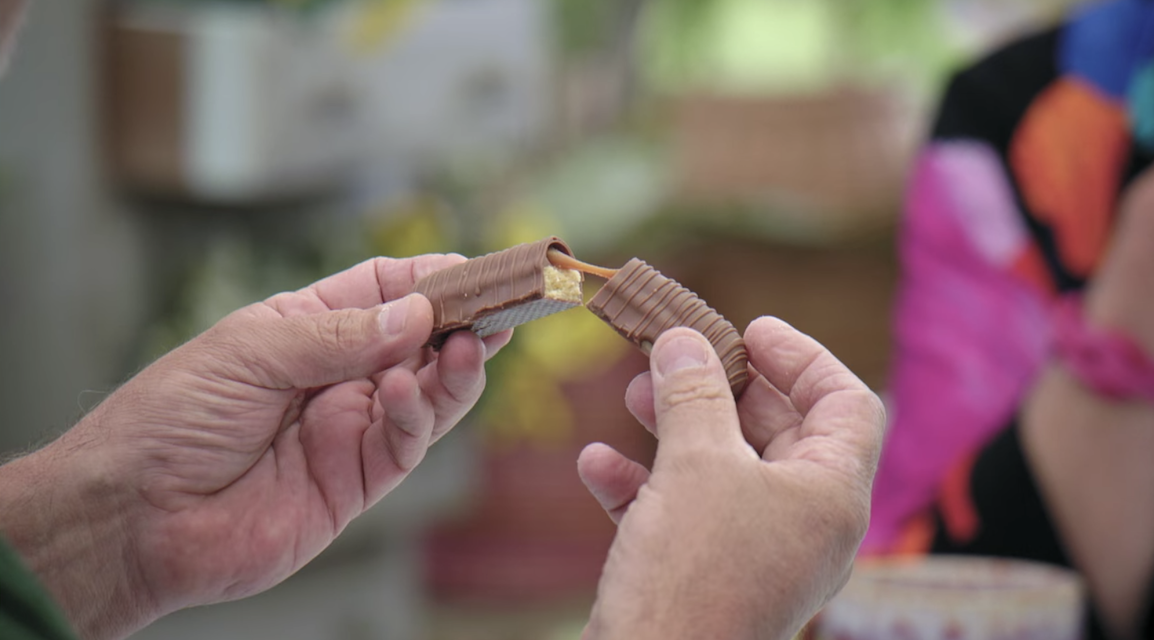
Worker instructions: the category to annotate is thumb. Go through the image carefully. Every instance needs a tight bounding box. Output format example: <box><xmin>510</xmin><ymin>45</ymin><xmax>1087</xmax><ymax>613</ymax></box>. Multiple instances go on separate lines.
<box><xmin>209</xmin><ymin>293</ymin><xmax>434</xmax><ymax>389</ymax></box>
<box><xmin>650</xmin><ymin>328</ymin><xmax>743</xmax><ymax>457</ymax></box>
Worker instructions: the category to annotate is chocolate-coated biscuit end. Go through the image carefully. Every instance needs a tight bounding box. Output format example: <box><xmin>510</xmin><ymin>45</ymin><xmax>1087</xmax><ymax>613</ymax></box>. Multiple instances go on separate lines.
<box><xmin>413</xmin><ymin>236</ymin><xmax>584</xmax><ymax>346</ymax></box>
<box><xmin>586</xmin><ymin>258</ymin><xmax>749</xmax><ymax>397</ymax></box>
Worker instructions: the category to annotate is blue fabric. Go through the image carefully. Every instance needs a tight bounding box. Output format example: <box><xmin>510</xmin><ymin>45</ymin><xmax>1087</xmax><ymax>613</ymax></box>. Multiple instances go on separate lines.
<box><xmin>1060</xmin><ymin>0</ymin><xmax>1154</xmax><ymax>100</ymax></box>
<box><xmin>1130</xmin><ymin>61</ymin><xmax>1154</xmax><ymax>149</ymax></box>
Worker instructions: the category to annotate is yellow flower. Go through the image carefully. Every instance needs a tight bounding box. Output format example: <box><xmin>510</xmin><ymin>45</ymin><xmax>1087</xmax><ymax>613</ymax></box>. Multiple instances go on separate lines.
<box><xmin>346</xmin><ymin>0</ymin><xmax>423</xmax><ymax>53</ymax></box>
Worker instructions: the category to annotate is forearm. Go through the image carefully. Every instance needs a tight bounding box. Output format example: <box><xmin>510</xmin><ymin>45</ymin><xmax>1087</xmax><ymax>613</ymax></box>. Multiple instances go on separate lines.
<box><xmin>1021</xmin><ymin>367</ymin><xmax>1154</xmax><ymax>639</ymax></box>
<box><xmin>1022</xmin><ymin>189</ymin><xmax>1154</xmax><ymax>639</ymax></box>
<box><xmin>0</xmin><ymin>426</ymin><xmax>156</xmax><ymax>640</ymax></box>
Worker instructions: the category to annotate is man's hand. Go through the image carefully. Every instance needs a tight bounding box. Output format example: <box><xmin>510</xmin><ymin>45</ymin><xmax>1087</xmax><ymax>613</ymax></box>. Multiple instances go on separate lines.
<box><xmin>578</xmin><ymin>319</ymin><xmax>885</xmax><ymax>640</ymax></box>
<box><xmin>0</xmin><ymin>254</ymin><xmax>511</xmax><ymax>640</ymax></box>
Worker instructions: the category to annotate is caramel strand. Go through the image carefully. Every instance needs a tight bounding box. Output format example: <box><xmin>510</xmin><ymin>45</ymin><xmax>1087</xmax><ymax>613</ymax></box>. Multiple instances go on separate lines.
<box><xmin>547</xmin><ymin>249</ymin><xmax>620</xmax><ymax>280</ymax></box>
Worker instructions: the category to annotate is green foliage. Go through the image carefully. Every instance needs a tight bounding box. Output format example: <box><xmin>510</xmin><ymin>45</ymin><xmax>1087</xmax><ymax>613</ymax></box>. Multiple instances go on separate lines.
<box><xmin>638</xmin><ymin>0</ymin><xmax>960</xmax><ymax>95</ymax></box>
<box><xmin>552</xmin><ymin>0</ymin><xmax>622</xmax><ymax>55</ymax></box>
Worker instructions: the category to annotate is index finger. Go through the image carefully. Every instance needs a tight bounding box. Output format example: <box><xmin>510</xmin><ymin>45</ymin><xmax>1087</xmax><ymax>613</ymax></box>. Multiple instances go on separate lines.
<box><xmin>744</xmin><ymin>316</ymin><xmax>872</xmax><ymax>417</ymax></box>
<box><xmin>267</xmin><ymin>254</ymin><xmax>466</xmax><ymax>316</ymax></box>
<box><xmin>745</xmin><ymin>316</ymin><xmax>885</xmax><ymax>474</ymax></box>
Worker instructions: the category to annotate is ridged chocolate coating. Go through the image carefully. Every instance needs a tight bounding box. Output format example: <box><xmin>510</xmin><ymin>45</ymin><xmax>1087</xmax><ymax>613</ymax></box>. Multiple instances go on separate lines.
<box><xmin>413</xmin><ymin>236</ymin><xmax>583</xmax><ymax>345</ymax></box>
<box><xmin>587</xmin><ymin>258</ymin><xmax>749</xmax><ymax>397</ymax></box>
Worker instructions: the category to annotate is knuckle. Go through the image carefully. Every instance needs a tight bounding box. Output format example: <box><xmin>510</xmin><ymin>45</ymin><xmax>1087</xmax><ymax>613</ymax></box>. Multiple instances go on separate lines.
<box><xmin>393</xmin><ymin>445</ymin><xmax>427</xmax><ymax>473</ymax></box>
<box><xmin>200</xmin><ymin>308</ymin><xmax>248</xmax><ymax>343</ymax></box>
<box><xmin>319</xmin><ymin>310</ymin><xmax>366</xmax><ymax>355</ymax></box>
<box><xmin>385</xmin><ymin>420</ymin><xmax>431</xmax><ymax>472</ymax></box>
<box><xmin>852</xmin><ymin>388</ymin><xmax>887</xmax><ymax>427</ymax></box>
<box><xmin>386</xmin><ymin>440</ymin><xmax>423</xmax><ymax>473</ymax></box>
<box><xmin>660</xmin><ymin>376</ymin><xmax>731</xmax><ymax>409</ymax></box>
<box><xmin>197</xmin><ymin>312</ymin><xmax>250</xmax><ymax>356</ymax></box>
<box><xmin>442</xmin><ymin>371</ymin><xmax>482</xmax><ymax>407</ymax></box>
<box><xmin>185</xmin><ymin>314</ymin><xmax>272</xmax><ymax>382</ymax></box>
<box><xmin>263</xmin><ymin>292</ymin><xmax>294</xmax><ymax>314</ymax></box>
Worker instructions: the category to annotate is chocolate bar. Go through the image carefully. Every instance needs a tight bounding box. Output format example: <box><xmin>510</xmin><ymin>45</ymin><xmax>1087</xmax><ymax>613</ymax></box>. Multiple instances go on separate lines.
<box><xmin>586</xmin><ymin>258</ymin><xmax>749</xmax><ymax>397</ymax></box>
<box><xmin>413</xmin><ymin>236</ymin><xmax>584</xmax><ymax>345</ymax></box>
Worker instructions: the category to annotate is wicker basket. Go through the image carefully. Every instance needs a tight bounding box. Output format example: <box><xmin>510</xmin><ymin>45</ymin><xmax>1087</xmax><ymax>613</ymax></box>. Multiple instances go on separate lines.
<box><xmin>670</xmin><ymin>86</ymin><xmax>921</xmax><ymax>240</ymax></box>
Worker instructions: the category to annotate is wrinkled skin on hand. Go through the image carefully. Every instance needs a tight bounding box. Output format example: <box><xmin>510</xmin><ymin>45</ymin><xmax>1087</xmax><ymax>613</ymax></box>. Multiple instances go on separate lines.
<box><xmin>0</xmin><ymin>254</ymin><xmax>510</xmax><ymax>639</ymax></box>
<box><xmin>579</xmin><ymin>320</ymin><xmax>885</xmax><ymax>640</ymax></box>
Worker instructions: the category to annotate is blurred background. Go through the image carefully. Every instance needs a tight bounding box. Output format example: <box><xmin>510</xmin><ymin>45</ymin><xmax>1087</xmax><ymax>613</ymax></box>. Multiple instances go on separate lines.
<box><xmin>0</xmin><ymin>0</ymin><xmax>1080</xmax><ymax>638</ymax></box>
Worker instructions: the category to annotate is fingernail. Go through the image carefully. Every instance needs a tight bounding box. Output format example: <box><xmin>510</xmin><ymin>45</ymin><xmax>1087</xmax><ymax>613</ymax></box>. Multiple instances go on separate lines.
<box><xmin>379</xmin><ymin>296</ymin><xmax>412</xmax><ymax>336</ymax></box>
<box><xmin>655</xmin><ymin>335</ymin><xmax>709</xmax><ymax>375</ymax></box>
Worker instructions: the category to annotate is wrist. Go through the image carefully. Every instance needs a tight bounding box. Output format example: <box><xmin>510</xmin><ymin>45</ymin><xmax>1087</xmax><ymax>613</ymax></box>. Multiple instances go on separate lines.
<box><xmin>1052</xmin><ymin>294</ymin><xmax>1154</xmax><ymax>404</ymax></box>
<box><xmin>0</xmin><ymin>420</ymin><xmax>158</xmax><ymax>639</ymax></box>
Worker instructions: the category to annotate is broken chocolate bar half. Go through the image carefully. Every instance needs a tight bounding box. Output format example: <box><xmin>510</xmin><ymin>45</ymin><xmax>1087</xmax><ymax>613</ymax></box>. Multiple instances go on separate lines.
<box><xmin>586</xmin><ymin>258</ymin><xmax>749</xmax><ymax>398</ymax></box>
<box><xmin>413</xmin><ymin>236</ymin><xmax>584</xmax><ymax>346</ymax></box>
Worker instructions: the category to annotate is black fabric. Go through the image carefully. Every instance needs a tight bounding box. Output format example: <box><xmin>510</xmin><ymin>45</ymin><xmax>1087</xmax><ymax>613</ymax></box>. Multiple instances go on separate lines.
<box><xmin>932</xmin><ymin>28</ymin><xmax>1060</xmax><ymax>149</ymax></box>
<box><xmin>1143</xmin><ymin>576</ymin><xmax>1154</xmax><ymax>640</ymax></box>
<box><xmin>930</xmin><ymin>421</ymin><xmax>1068</xmax><ymax>564</ymax></box>
<box><xmin>932</xmin><ymin>27</ymin><xmax>1092</xmax><ymax>293</ymax></box>
<box><xmin>1123</xmin><ymin>142</ymin><xmax>1154</xmax><ymax>191</ymax></box>
<box><xmin>930</xmin><ymin>422</ymin><xmax>1117</xmax><ymax>640</ymax></box>
<box><xmin>915</xmin><ymin>13</ymin><xmax>1154</xmax><ymax>640</ymax></box>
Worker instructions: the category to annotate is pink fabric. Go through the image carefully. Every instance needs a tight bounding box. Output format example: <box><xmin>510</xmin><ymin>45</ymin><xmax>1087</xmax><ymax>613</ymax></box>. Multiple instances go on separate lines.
<box><xmin>1053</xmin><ymin>295</ymin><xmax>1154</xmax><ymax>403</ymax></box>
<box><xmin>863</xmin><ymin>143</ymin><xmax>1053</xmax><ymax>552</ymax></box>
<box><xmin>935</xmin><ymin>142</ymin><xmax>1032</xmax><ymax>268</ymax></box>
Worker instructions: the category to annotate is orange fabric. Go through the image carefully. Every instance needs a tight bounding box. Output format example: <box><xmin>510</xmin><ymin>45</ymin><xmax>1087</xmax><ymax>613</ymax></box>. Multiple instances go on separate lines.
<box><xmin>1010</xmin><ymin>77</ymin><xmax>1128</xmax><ymax>279</ymax></box>
<box><xmin>938</xmin><ymin>451</ymin><xmax>981</xmax><ymax>544</ymax></box>
<box><xmin>1010</xmin><ymin>242</ymin><xmax>1057</xmax><ymax>297</ymax></box>
<box><xmin>890</xmin><ymin>511</ymin><xmax>935</xmax><ymax>556</ymax></box>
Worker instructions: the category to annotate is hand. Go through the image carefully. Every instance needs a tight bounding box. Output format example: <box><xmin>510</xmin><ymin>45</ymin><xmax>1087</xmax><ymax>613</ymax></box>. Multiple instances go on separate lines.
<box><xmin>578</xmin><ymin>319</ymin><xmax>885</xmax><ymax>640</ymax></box>
<box><xmin>0</xmin><ymin>254</ymin><xmax>511</xmax><ymax>640</ymax></box>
